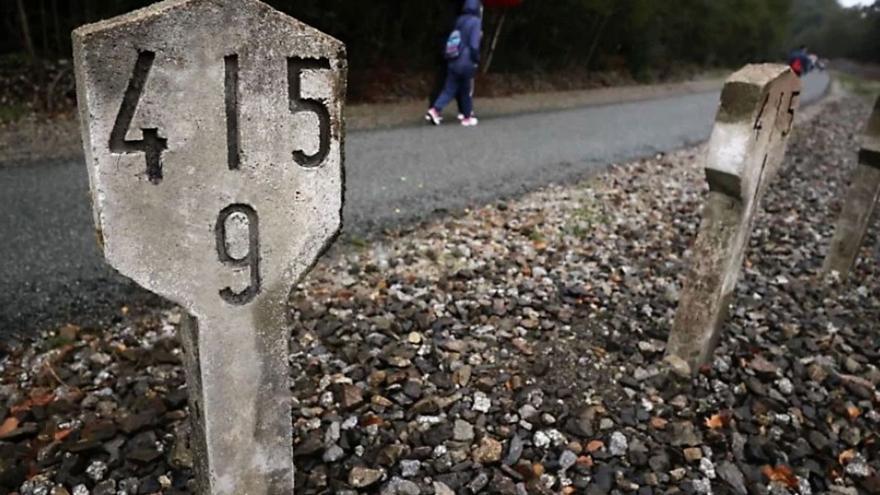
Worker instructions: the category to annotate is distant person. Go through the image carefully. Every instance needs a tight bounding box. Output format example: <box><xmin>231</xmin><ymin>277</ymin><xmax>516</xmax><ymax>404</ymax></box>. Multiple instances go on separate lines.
<box><xmin>426</xmin><ymin>0</ymin><xmax>483</xmax><ymax>127</ymax></box>
<box><xmin>787</xmin><ymin>45</ymin><xmax>812</xmax><ymax>77</ymax></box>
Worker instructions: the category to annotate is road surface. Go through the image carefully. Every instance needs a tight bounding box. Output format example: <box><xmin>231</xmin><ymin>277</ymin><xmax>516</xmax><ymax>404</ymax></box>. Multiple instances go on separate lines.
<box><xmin>0</xmin><ymin>72</ymin><xmax>830</xmax><ymax>337</ymax></box>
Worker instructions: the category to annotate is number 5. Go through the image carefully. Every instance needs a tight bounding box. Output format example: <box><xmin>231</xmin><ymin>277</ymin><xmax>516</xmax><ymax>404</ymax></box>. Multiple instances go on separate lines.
<box><xmin>288</xmin><ymin>57</ymin><xmax>331</xmax><ymax>167</ymax></box>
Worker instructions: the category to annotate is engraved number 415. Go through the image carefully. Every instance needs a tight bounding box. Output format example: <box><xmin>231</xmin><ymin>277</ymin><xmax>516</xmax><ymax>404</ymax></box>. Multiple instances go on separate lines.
<box><xmin>108</xmin><ymin>50</ymin><xmax>334</xmax><ymax>305</ymax></box>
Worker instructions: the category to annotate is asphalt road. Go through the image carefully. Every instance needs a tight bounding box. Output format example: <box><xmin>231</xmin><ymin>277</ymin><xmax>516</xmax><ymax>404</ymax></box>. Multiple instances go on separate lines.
<box><xmin>0</xmin><ymin>72</ymin><xmax>830</xmax><ymax>338</ymax></box>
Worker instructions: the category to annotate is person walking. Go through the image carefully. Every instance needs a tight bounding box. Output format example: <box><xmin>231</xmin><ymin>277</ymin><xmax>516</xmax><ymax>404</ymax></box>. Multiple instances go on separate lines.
<box><xmin>426</xmin><ymin>0</ymin><xmax>483</xmax><ymax>127</ymax></box>
<box><xmin>787</xmin><ymin>45</ymin><xmax>812</xmax><ymax>77</ymax></box>
<box><xmin>429</xmin><ymin>0</ymin><xmax>466</xmax><ymax>106</ymax></box>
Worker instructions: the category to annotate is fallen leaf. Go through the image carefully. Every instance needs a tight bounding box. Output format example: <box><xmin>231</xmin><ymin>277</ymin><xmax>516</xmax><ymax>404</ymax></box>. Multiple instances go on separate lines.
<box><xmin>505</xmin><ymin>375</ymin><xmax>522</xmax><ymax>391</ymax></box>
<box><xmin>9</xmin><ymin>404</ymin><xmax>28</xmax><ymax>414</ymax></box>
<box><xmin>532</xmin><ymin>463</ymin><xmax>545</xmax><ymax>477</ymax></box>
<box><xmin>839</xmin><ymin>449</ymin><xmax>857</xmax><ymax>466</ymax></box>
<box><xmin>333</xmin><ymin>289</ymin><xmax>354</xmax><ymax>300</ymax></box>
<box><xmin>705</xmin><ymin>410</ymin><xmax>732</xmax><ymax>430</ymax></box>
<box><xmin>29</xmin><ymin>391</ymin><xmax>56</xmax><ymax>407</ymax></box>
<box><xmin>586</xmin><ymin>440</ymin><xmax>604</xmax><ymax>452</ymax></box>
<box><xmin>360</xmin><ymin>415</ymin><xmax>385</xmax><ymax>427</ymax></box>
<box><xmin>705</xmin><ymin>414</ymin><xmax>724</xmax><ymax>430</ymax></box>
<box><xmin>846</xmin><ymin>405</ymin><xmax>861</xmax><ymax>420</ymax></box>
<box><xmin>511</xmin><ymin>337</ymin><xmax>534</xmax><ymax>356</ymax></box>
<box><xmin>58</xmin><ymin>323</ymin><xmax>80</xmax><ymax>340</ymax></box>
<box><xmin>9</xmin><ymin>391</ymin><xmax>55</xmax><ymax>414</ymax></box>
<box><xmin>749</xmin><ymin>356</ymin><xmax>778</xmax><ymax>374</ymax></box>
<box><xmin>762</xmin><ymin>464</ymin><xmax>798</xmax><ymax>488</ymax></box>
<box><xmin>512</xmin><ymin>463</ymin><xmax>534</xmax><ymax>480</ymax></box>
<box><xmin>53</xmin><ymin>428</ymin><xmax>72</xmax><ymax>442</ymax></box>
<box><xmin>0</xmin><ymin>417</ymin><xmax>20</xmax><ymax>436</ymax></box>
<box><xmin>650</xmin><ymin>417</ymin><xmax>668</xmax><ymax>430</ymax></box>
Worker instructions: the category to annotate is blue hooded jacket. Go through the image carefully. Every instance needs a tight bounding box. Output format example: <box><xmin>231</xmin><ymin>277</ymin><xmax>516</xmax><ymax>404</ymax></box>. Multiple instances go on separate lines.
<box><xmin>449</xmin><ymin>0</ymin><xmax>483</xmax><ymax>77</ymax></box>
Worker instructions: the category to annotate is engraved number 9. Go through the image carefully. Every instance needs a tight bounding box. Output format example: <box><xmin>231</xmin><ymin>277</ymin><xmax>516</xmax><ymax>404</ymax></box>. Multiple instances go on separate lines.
<box><xmin>215</xmin><ymin>204</ymin><xmax>261</xmax><ymax>305</ymax></box>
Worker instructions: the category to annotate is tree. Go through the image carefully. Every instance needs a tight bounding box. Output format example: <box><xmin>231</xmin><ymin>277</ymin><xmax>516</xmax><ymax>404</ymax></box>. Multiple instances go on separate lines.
<box><xmin>14</xmin><ymin>0</ymin><xmax>35</xmax><ymax>62</ymax></box>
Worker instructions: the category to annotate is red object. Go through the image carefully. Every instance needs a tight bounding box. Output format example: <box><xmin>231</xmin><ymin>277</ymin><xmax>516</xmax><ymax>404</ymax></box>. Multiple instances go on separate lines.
<box><xmin>790</xmin><ymin>58</ymin><xmax>803</xmax><ymax>76</ymax></box>
<box><xmin>483</xmin><ymin>0</ymin><xmax>523</xmax><ymax>8</ymax></box>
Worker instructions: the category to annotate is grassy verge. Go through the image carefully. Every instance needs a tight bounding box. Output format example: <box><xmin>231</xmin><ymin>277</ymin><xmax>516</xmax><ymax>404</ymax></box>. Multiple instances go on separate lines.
<box><xmin>0</xmin><ymin>103</ymin><xmax>30</xmax><ymax>125</ymax></box>
<box><xmin>834</xmin><ymin>71</ymin><xmax>880</xmax><ymax>99</ymax></box>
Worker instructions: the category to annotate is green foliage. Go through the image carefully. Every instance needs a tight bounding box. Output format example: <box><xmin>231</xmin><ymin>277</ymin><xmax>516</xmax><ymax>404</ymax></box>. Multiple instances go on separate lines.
<box><xmin>836</xmin><ymin>72</ymin><xmax>880</xmax><ymax>98</ymax></box>
<box><xmin>2</xmin><ymin>0</ymin><xmax>875</xmax><ymax>80</ymax></box>
<box><xmin>0</xmin><ymin>102</ymin><xmax>29</xmax><ymax>123</ymax></box>
<box><xmin>789</xmin><ymin>0</ymin><xmax>880</xmax><ymax>62</ymax></box>
<box><xmin>492</xmin><ymin>0</ymin><xmax>793</xmax><ymax>75</ymax></box>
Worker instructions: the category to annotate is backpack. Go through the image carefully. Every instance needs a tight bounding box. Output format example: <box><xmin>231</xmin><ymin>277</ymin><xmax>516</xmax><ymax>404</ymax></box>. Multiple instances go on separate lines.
<box><xmin>790</xmin><ymin>57</ymin><xmax>803</xmax><ymax>76</ymax></box>
<box><xmin>445</xmin><ymin>29</ymin><xmax>463</xmax><ymax>60</ymax></box>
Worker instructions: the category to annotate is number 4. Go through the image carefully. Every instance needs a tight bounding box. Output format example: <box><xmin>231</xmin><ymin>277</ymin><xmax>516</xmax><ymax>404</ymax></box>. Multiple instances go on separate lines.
<box><xmin>110</xmin><ymin>51</ymin><xmax>167</xmax><ymax>184</ymax></box>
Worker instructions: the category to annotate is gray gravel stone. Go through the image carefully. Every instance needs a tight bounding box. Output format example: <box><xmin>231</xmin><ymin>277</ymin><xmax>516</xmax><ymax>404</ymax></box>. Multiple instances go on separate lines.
<box><xmin>453</xmin><ymin>419</ymin><xmax>475</xmax><ymax>442</ymax></box>
<box><xmin>609</xmin><ymin>432</ymin><xmax>628</xmax><ymax>457</ymax></box>
<box><xmin>559</xmin><ymin>450</ymin><xmax>578</xmax><ymax>471</ymax></box>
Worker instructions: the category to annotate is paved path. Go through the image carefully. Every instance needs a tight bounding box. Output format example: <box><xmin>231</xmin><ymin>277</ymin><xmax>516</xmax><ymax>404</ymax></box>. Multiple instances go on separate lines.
<box><xmin>0</xmin><ymin>72</ymin><xmax>830</xmax><ymax>337</ymax></box>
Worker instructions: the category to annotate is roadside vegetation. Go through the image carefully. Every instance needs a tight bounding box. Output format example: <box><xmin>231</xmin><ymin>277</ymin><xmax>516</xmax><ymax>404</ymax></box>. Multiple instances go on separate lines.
<box><xmin>836</xmin><ymin>72</ymin><xmax>880</xmax><ymax>99</ymax></box>
<box><xmin>0</xmin><ymin>0</ymin><xmax>877</xmax><ymax>124</ymax></box>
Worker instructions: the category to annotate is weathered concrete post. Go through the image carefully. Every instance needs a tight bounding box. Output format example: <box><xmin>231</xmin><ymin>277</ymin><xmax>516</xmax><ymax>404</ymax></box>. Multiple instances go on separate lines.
<box><xmin>72</xmin><ymin>1</ymin><xmax>346</xmax><ymax>493</ymax></box>
<box><xmin>666</xmin><ymin>65</ymin><xmax>800</xmax><ymax>371</ymax></box>
<box><xmin>823</xmin><ymin>96</ymin><xmax>880</xmax><ymax>279</ymax></box>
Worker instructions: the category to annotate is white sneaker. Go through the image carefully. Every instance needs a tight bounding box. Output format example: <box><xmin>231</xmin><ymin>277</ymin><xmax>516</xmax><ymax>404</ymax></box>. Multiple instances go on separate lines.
<box><xmin>461</xmin><ymin>116</ymin><xmax>479</xmax><ymax>127</ymax></box>
<box><xmin>425</xmin><ymin>108</ymin><xmax>442</xmax><ymax>126</ymax></box>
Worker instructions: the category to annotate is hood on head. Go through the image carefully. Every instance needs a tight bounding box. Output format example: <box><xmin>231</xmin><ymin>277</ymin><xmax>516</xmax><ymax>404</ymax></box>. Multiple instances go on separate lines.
<box><xmin>462</xmin><ymin>0</ymin><xmax>482</xmax><ymax>16</ymax></box>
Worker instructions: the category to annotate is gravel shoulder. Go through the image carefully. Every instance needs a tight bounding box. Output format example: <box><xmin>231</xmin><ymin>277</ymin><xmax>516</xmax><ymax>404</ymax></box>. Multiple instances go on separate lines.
<box><xmin>2</xmin><ymin>90</ymin><xmax>878</xmax><ymax>495</ymax></box>
<box><xmin>0</xmin><ymin>77</ymin><xmax>724</xmax><ymax>167</ymax></box>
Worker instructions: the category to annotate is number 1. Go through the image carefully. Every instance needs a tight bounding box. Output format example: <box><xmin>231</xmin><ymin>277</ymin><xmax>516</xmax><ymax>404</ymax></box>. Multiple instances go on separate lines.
<box><xmin>225</xmin><ymin>54</ymin><xmax>241</xmax><ymax>170</ymax></box>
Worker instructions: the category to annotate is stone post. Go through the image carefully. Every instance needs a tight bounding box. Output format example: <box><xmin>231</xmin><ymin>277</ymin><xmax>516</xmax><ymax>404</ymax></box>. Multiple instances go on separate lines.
<box><xmin>666</xmin><ymin>65</ymin><xmax>801</xmax><ymax>371</ymax></box>
<box><xmin>823</xmin><ymin>96</ymin><xmax>880</xmax><ymax>279</ymax></box>
<box><xmin>72</xmin><ymin>1</ymin><xmax>346</xmax><ymax>493</ymax></box>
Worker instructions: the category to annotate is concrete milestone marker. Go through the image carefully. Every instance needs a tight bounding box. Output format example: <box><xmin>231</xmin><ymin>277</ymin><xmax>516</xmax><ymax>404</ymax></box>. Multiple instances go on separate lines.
<box><xmin>667</xmin><ymin>64</ymin><xmax>800</xmax><ymax>370</ymax></box>
<box><xmin>823</xmin><ymin>96</ymin><xmax>880</xmax><ymax>279</ymax></box>
<box><xmin>73</xmin><ymin>0</ymin><xmax>346</xmax><ymax>493</ymax></box>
